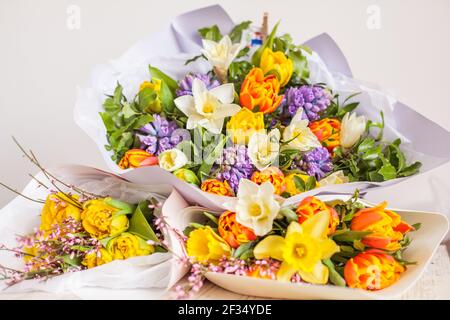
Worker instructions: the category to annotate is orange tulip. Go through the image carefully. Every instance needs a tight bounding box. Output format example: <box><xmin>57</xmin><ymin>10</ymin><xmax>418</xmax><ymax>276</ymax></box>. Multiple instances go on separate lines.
<box><xmin>309</xmin><ymin>118</ymin><xmax>341</xmax><ymax>153</ymax></box>
<box><xmin>250</xmin><ymin>167</ymin><xmax>286</xmax><ymax>195</ymax></box>
<box><xmin>218</xmin><ymin>211</ymin><xmax>257</xmax><ymax>249</ymax></box>
<box><xmin>351</xmin><ymin>202</ymin><xmax>414</xmax><ymax>251</ymax></box>
<box><xmin>239</xmin><ymin>68</ymin><xmax>283</xmax><ymax>114</ymax></box>
<box><xmin>296</xmin><ymin>196</ymin><xmax>339</xmax><ymax>235</ymax></box>
<box><xmin>118</xmin><ymin>149</ymin><xmax>158</xmax><ymax>169</ymax></box>
<box><xmin>200</xmin><ymin>179</ymin><xmax>234</xmax><ymax>197</ymax></box>
<box><xmin>344</xmin><ymin>249</ymin><xmax>405</xmax><ymax>290</ymax></box>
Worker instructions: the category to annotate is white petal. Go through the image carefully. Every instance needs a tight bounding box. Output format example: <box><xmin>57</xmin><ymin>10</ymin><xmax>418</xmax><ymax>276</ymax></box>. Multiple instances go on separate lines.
<box><xmin>237</xmin><ymin>179</ymin><xmax>259</xmax><ymax>198</ymax></box>
<box><xmin>213</xmin><ymin>103</ymin><xmax>241</xmax><ymax>118</ymax></box>
<box><xmin>174</xmin><ymin>95</ymin><xmax>196</xmax><ymax>116</ymax></box>
<box><xmin>220</xmin><ymin>35</ymin><xmax>232</xmax><ymax>47</ymax></box>
<box><xmin>192</xmin><ymin>78</ymin><xmax>207</xmax><ymax>99</ymax></box>
<box><xmin>186</xmin><ymin>114</ymin><xmax>203</xmax><ymax>130</ymax></box>
<box><xmin>209</xmin><ymin>83</ymin><xmax>235</xmax><ymax>104</ymax></box>
<box><xmin>202</xmin><ymin>118</ymin><xmax>223</xmax><ymax>134</ymax></box>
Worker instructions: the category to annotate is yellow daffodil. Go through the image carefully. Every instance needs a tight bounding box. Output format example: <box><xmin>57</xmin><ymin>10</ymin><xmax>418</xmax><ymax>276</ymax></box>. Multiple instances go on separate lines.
<box><xmin>186</xmin><ymin>226</ymin><xmax>231</xmax><ymax>263</ymax></box>
<box><xmin>139</xmin><ymin>79</ymin><xmax>161</xmax><ymax>93</ymax></box>
<box><xmin>226</xmin><ymin>108</ymin><xmax>265</xmax><ymax>145</ymax></box>
<box><xmin>318</xmin><ymin>170</ymin><xmax>349</xmax><ymax>187</ymax></box>
<box><xmin>254</xmin><ymin>211</ymin><xmax>339</xmax><ymax>284</ymax></box>
<box><xmin>201</xmin><ymin>35</ymin><xmax>242</xmax><ymax>73</ymax></box>
<box><xmin>260</xmin><ymin>48</ymin><xmax>294</xmax><ymax>87</ymax></box>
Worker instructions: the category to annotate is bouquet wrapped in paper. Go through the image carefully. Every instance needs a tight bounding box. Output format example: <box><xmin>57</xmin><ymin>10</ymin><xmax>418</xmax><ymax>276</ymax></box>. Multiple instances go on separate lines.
<box><xmin>0</xmin><ymin>154</ymin><xmax>190</xmax><ymax>296</ymax></box>
<box><xmin>74</xmin><ymin>5</ymin><xmax>450</xmax><ymax>211</ymax></box>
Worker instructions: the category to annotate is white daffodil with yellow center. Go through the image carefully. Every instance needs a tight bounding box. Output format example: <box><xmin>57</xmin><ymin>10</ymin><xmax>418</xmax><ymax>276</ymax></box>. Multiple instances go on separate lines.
<box><xmin>248</xmin><ymin>129</ymin><xmax>280</xmax><ymax>171</ymax></box>
<box><xmin>283</xmin><ymin>110</ymin><xmax>321</xmax><ymax>151</ymax></box>
<box><xmin>224</xmin><ymin>179</ymin><xmax>280</xmax><ymax>236</ymax></box>
<box><xmin>174</xmin><ymin>78</ymin><xmax>241</xmax><ymax>134</ymax></box>
<box><xmin>201</xmin><ymin>35</ymin><xmax>242</xmax><ymax>72</ymax></box>
<box><xmin>254</xmin><ymin>210</ymin><xmax>340</xmax><ymax>284</ymax></box>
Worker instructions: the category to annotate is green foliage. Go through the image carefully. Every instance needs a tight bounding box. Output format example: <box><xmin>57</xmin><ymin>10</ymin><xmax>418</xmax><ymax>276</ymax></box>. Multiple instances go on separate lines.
<box><xmin>228</xmin><ymin>60</ymin><xmax>252</xmax><ymax>91</ymax></box>
<box><xmin>198</xmin><ymin>25</ymin><xmax>222</xmax><ymax>41</ymax></box>
<box><xmin>229</xmin><ymin>21</ymin><xmax>252</xmax><ymax>43</ymax></box>
<box><xmin>127</xmin><ymin>200</ymin><xmax>160</xmax><ymax>244</ymax></box>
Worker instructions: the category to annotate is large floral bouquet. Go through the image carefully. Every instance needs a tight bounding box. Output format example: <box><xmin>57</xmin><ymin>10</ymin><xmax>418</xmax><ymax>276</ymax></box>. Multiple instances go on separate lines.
<box><xmin>178</xmin><ymin>180</ymin><xmax>419</xmax><ymax>297</ymax></box>
<box><xmin>99</xmin><ymin>18</ymin><xmax>421</xmax><ymax>200</ymax></box>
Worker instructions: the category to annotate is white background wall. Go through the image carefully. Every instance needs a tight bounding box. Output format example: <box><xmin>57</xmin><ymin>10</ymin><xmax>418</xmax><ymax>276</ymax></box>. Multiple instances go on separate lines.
<box><xmin>1</xmin><ymin>0</ymin><xmax>449</xmax><ymax>222</ymax></box>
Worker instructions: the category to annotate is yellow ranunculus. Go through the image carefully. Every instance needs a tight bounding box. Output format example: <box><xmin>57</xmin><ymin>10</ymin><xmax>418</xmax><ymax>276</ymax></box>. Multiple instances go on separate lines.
<box><xmin>186</xmin><ymin>226</ymin><xmax>231</xmax><ymax>263</ymax></box>
<box><xmin>82</xmin><ymin>248</ymin><xmax>113</xmax><ymax>269</ymax></box>
<box><xmin>40</xmin><ymin>193</ymin><xmax>82</xmax><ymax>231</ymax></box>
<box><xmin>260</xmin><ymin>48</ymin><xmax>294</xmax><ymax>87</ymax></box>
<box><xmin>81</xmin><ymin>199</ymin><xmax>129</xmax><ymax>239</ymax></box>
<box><xmin>226</xmin><ymin>108</ymin><xmax>265</xmax><ymax>145</ymax></box>
<box><xmin>254</xmin><ymin>211</ymin><xmax>339</xmax><ymax>284</ymax></box>
<box><xmin>106</xmin><ymin>232</ymin><xmax>154</xmax><ymax>260</ymax></box>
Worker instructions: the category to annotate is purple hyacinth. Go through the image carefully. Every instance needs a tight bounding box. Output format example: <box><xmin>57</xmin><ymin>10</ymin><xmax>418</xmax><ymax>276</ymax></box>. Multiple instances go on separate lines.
<box><xmin>137</xmin><ymin>114</ymin><xmax>190</xmax><ymax>155</ymax></box>
<box><xmin>292</xmin><ymin>147</ymin><xmax>333</xmax><ymax>180</ymax></box>
<box><xmin>281</xmin><ymin>85</ymin><xmax>332</xmax><ymax>122</ymax></box>
<box><xmin>176</xmin><ymin>73</ymin><xmax>220</xmax><ymax>96</ymax></box>
<box><xmin>214</xmin><ymin>144</ymin><xmax>254</xmax><ymax>193</ymax></box>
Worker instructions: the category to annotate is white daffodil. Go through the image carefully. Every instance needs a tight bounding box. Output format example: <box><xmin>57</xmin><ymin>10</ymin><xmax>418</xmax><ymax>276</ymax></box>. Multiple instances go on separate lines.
<box><xmin>174</xmin><ymin>78</ymin><xmax>241</xmax><ymax>134</ymax></box>
<box><xmin>158</xmin><ymin>149</ymin><xmax>188</xmax><ymax>172</ymax></box>
<box><xmin>201</xmin><ymin>35</ymin><xmax>242</xmax><ymax>72</ymax></box>
<box><xmin>318</xmin><ymin>170</ymin><xmax>349</xmax><ymax>187</ymax></box>
<box><xmin>248</xmin><ymin>129</ymin><xmax>280</xmax><ymax>171</ymax></box>
<box><xmin>283</xmin><ymin>109</ymin><xmax>321</xmax><ymax>151</ymax></box>
<box><xmin>224</xmin><ymin>179</ymin><xmax>280</xmax><ymax>236</ymax></box>
<box><xmin>340</xmin><ymin>112</ymin><xmax>366</xmax><ymax>149</ymax></box>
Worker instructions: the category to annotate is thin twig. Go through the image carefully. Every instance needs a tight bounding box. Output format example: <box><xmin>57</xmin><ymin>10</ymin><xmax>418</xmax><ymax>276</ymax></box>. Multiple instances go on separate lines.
<box><xmin>0</xmin><ymin>182</ymin><xmax>45</xmax><ymax>204</ymax></box>
<box><xmin>27</xmin><ymin>173</ymin><xmax>49</xmax><ymax>189</ymax></box>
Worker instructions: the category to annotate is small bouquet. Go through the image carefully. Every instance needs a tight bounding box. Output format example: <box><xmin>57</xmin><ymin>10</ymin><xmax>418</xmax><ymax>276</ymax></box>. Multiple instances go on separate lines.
<box><xmin>177</xmin><ymin>178</ymin><xmax>420</xmax><ymax>297</ymax></box>
<box><xmin>0</xmin><ymin>141</ymin><xmax>189</xmax><ymax>294</ymax></box>
<box><xmin>97</xmin><ymin>16</ymin><xmax>422</xmax><ymax>203</ymax></box>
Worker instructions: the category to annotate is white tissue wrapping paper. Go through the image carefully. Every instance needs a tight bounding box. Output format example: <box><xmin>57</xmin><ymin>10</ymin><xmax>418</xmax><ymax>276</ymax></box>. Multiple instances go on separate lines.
<box><xmin>0</xmin><ymin>165</ymin><xmax>190</xmax><ymax>297</ymax></box>
<box><xmin>74</xmin><ymin>5</ymin><xmax>450</xmax><ymax>212</ymax></box>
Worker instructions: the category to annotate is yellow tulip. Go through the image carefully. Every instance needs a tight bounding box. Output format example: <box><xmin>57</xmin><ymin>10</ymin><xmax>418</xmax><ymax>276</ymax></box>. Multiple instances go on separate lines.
<box><xmin>106</xmin><ymin>233</ymin><xmax>154</xmax><ymax>260</ymax></box>
<box><xmin>260</xmin><ymin>48</ymin><xmax>294</xmax><ymax>87</ymax></box>
<box><xmin>40</xmin><ymin>193</ymin><xmax>81</xmax><ymax>231</ymax></box>
<box><xmin>226</xmin><ymin>108</ymin><xmax>265</xmax><ymax>145</ymax></box>
<box><xmin>82</xmin><ymin>248</ymin><xmax>113</xmax><ymax>269</ymax></box>
<box><xmin>254</xmin><ymin>211</ymin><xmax>339</xmax><ymax>284</ymax></box>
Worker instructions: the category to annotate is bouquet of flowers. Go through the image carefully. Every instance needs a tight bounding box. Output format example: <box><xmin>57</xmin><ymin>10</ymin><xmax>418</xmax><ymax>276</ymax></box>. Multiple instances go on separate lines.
<box><xmin>0</xmin><ymin>142</ymin><xmax>189</xmax><ymax>294</ymax></box>
<box><xmin>96</xmin><ymin>15</ymin><xmax>423</xmax><ymax>203</ymax></box>
<box><xmin>177</xmin><ymin>179</ymin><xmax>420</xmax><ymax>297</ymax></box>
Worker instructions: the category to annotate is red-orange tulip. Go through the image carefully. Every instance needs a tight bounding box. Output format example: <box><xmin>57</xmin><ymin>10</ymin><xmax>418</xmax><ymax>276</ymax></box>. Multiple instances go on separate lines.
<box><xmin>296</xmin><ymin>196</ymin><xmax>339</xmax><ymax>235</ymax></box>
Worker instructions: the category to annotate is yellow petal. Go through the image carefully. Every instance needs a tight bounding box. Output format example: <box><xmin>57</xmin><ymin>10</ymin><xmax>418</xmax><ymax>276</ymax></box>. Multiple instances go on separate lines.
<box><xmin>301</xmin><ymin>210</ymin><xmax>330</xmax><ymax>239</ymax></box>
<box><xmin>253</xmin><ymin>235</ymin><xmax>285</xmax><ymax>260</ymax></box>
<box><xmin>276</xmin><ymin>261</ymin><xmax>297</xmax><ymax>282</ymax></box>
<box><xmin>285</xmin><ymin>221</ymin><xmax>303</xmax><ymax>238</ymax></box>
<box><xmin>320</xmin><ymin>238</ymin><xmax>340</xmax><ymax>259</ymax></box>
<box><xmin>297</xmin><ymin>261</ymin><xmax>329</xmax><ymax>284</ymax></box>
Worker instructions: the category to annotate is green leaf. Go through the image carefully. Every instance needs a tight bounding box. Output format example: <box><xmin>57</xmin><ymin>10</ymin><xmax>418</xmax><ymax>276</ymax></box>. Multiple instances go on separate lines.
<box><xmin>412</xmin><ymin>223</ymin><xmax>421</xmax><ymax>231</ymax></box>
<box><xmin>331</xmin><ymin>230</ymin><xmax>372</xmax><ymax>242</ymax></box>
<box><xmin>323</xmin><ymin>258</ymin><xmax>346</xmax><ymax>287</ymax></box>
<box><xmin>159</xmin><ymin>80</ymin><xmax>175</xmax><ymax>113</ymax></box>
<box><xmin>138</xmin><ymin>87</ymin><xmax>158</xmax><ymax>112</ymax></box>
<box><xmin>398</xmin><ymin>161</ymin><xmax>422</xmax><ymax>177</ymax></box>
<box><xmin>229</xmin><ymin>20</ymin><xmax>252</xmax><ymax>43</ymax></box>
<box><xmin>202</xmin><ymin>211</ymin><xmax>219</xmax><ymax>226</ymax></box>
<box><xmin>127</xmin><ymin>201</ymin><xmax>159</xmax><ymax>242</ymax></box>
<box><xmin>305</xmin><ymin>176</ymin><xmax>317</xmax><ymax>191</ymax></box>
<box><xmin>280</xmin><ymin>207</ymin><xmax>298</xmax><ymax>223</ymax></box>
<box><xmin>100</xmin><ymin>112</ymin><xmax>116</xmax><ymax>132</ymax></box>
<box><xmin>148</xmin><ymin>65</ymin><xmax>178</xmax><ymax>93</ymax></box>
<box><xmin>357</xmin><ymin>137</ymin><xmax>375</xmax><ymax>154</ymax></box>
<box><xmin>113</xmin><ymin>83</ymin><xmax>123</xmax><ymax>105</ymax></box>
<box><xmin>233</xmin><ymin>241</ymin><xmax>255</xmax><ymax>258</ymax></box>
<box><xmin>289</xmin><ymin>49</ymin><xmax>309</xmax><ymax>80</ymax></box>
<box><xmin>185</xmin><ymin>54</ymin><xmax>205</xmax><ymax>65</ymax></box>
<box><xmin>198</xmin><ymin>25</ymin><xmax>222</xmax><ymax>42</ymax></box>
<box><xmin>378</xmin><ymin>163</ymin><xmax>397</xmax><ymax>180</ymax></box>
<box><xmin>62</xmin><ymin>254</ymin><xmax>82</xmax><ymax>267</ymax></box>
<box><xmin>293</xmin><ymin>175</ymin><xmax>306</xmax><ymax>192</ymax></box>
<box><xmin>198</xmin><ymin>135</ymin><xmax>228</xmax><ymax>182</ymax></box>
<box><xmin>104</xmin><ymin>198</ymin><xmax>135</xmax><ymax>215</ymax></box>
<box><xmin>361</xmin><ymin>145</ymin><xmax>382</xmax><ymax>161</ymax></box>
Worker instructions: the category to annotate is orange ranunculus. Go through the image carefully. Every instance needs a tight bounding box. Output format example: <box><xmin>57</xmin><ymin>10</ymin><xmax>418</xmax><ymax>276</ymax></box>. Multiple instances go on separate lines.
<box><xmin>309</xmin><ymin>118</ymin><xmax>341</xmax><ymax>153</ymax></box>
<box><xmin>344</xmin><ymin>249</ymin><xmax>405</xmax><ymax>290</ymax></box>
<box><xmin>295</xmin><ymin>196</ymin><xmax>339</xmax><ymax>235</ymax></box>
<box><xmin>118</xmin><ymin>149</ymin><xmax>158</xmax><ymax>169</ymax></box>
<box><xmin>239</xmin><ymin>68</ymin><xmax>283</xmax><ymax>114</ymax></box>
<box><xmin>250</xmin><ymin>167</ymin><xmax>286</xmax><ymax>195</ymax></box>
<box><xmin>350</xmin><ymin>202</ymin><xmax>414</xmax><ymax>251</ymax></box>
<box><xmin>218</xmin><ymin>211</ymin><xmax>257</xmax><ymax>249</ymax></box>
<box><xmin>201</xmin><ymin>179</ymin><xmax>234</xmax><ymax>197</ymax></box>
